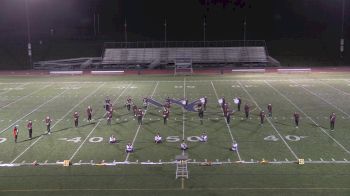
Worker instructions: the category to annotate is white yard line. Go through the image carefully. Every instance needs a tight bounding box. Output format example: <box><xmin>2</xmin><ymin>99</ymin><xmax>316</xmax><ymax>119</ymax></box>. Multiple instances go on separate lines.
<box><xmin>0</xmin><ymin>88</ymin><xmax>70</xmax><ymax>135</ymax></box>
<box><xmin>237</xmin><ymin>81</ymin><xmax>299</xmax><ymax>160</ymax></box>
<box><xmin>10</xmin><ymin>83</ymin><xmax>106</xmax><ymax>164</ymax></box>
<box><xmin>291</xmin><ymin>80</ymin><xmax>350</xmax><ymax>117</ymax></box>
<box><xmin>210</xmin><ymin>81</ymin><xmax>242</xmax><ymax>161</ymax></box>
<box><xmin>319</xmin><ymin>80</ymin><xmax>350</xmax><ymax>96</ymax></box>
<box><xmin>265</xmin><ymin>80</ymin><xmax>350</xmax><ymax>154</ymax></box>
<box><xmin>69</xmin><ymin>83</ymin><xmax>132</xmax><ymax>161</ymax></box>
<box><xmin>0</xmin><ymin>84</ymin><xmax>52</xmax><ymax>110</ymax></box>
<box><xmin>124</xmin><ymin>81</ymin><xmax>159</xmax><ymax>162</ymax></box>
<box><xmin>182</xmin><ymin>78</ymin><xmax>186</xmax><ymax>142</ymax></box>
<box><xmin>181</xmin><ymin>78</ymin><xmax>186</xmax><ymax>187</ymax></box>
<box><xmin>0</xmin><ymin>83</ymin><xmax>29</xmax><ymax>96</ymax></box>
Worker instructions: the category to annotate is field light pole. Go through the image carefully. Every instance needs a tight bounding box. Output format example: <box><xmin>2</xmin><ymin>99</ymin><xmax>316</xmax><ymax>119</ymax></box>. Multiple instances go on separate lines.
<box><xmin>203</xmin><ymin>16</ymin><xmax>206</xmax><ymax>46</ymax></box>
<box><xmin>124</xmin><ymin>18</ymin><xmax>127</xmax><ymax>47</ymax></box>
<box><xmin>340</xmin><ymin>0</ymin><xmax>345</xmax><ymax>59</ymax></box>
<box><xmin>25</xmin><ymin>0</ymin><xmax>33</xmax><ymax>69</ymax></box>
<box><xmin>164</xmin><ymin>18</ymin><xmax>167</xmax><ymax>43</ymax></box>
<box><xmin>243</xmin><ymin>16</ymin><xmax>247</xmax><ymax>47</ymax></box>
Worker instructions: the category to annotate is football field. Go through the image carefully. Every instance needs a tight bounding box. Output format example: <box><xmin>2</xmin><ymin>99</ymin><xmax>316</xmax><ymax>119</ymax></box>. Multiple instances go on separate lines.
<box><xmin>1</xmin><ymin>73</ymin><xmax>350</xmax><ymax>195</ymax></box>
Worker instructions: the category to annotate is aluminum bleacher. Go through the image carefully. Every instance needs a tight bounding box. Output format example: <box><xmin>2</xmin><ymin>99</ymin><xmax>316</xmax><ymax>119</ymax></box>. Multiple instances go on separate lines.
<box><xmin>102</xmin><ymin>45</ymin><xmax>268</xmax><ymax>68</ymax></box>
<box><xmin>33</xmin><ymin>40</ymin><xmax>271</xmax><ymax>70</ymax></box>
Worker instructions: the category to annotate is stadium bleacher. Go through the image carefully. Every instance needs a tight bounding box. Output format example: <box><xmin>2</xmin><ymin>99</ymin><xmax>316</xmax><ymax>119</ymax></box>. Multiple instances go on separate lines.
<box><xmin>33</xmin><ymin>41</ymin><xmax>272</xmax><ymax>70</ymax></box>
<box><xmin>101</xmin><ymin>47</ymin><xmax>268</xmax><ymax>68</ymax></box>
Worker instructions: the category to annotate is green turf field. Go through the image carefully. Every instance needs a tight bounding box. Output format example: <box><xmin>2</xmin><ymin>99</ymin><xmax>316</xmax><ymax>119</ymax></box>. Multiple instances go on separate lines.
<box><xmin>1</xmin><ymin>73</ymin><xmax>350</xmax><ymax>196</ymax></box>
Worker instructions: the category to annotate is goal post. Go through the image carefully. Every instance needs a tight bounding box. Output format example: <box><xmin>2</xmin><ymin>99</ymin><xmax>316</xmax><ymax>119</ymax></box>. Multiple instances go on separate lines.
<box><xmin>174</xmin><ymin>58</ymin><xmax>193</xmax><ymax>76</ymax></box>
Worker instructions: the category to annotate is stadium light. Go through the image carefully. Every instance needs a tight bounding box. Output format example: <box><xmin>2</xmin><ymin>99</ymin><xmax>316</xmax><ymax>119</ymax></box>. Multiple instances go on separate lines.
<box><xmin>203</xmin><ymin>16</ymin><xmax>206</xmax><ymax>45</ymax></box>
<box><xmin>25</xmin><ymin>0</ymin><xmax>33</xmax><ymax>69</ymax></box>
<box><xmin>243</xmin><ymin>16</ymin><xmax>246</xmax><ymax>47</ymax></box>
<box><xmin>164</xmin><ymin>17</ymin><xmax>167</xmax><ymax>43</ymax></box>
<box><xmin>340</xmin><ymin>0</ymin><xmax>345</xmax><ymax>58</ymax></box>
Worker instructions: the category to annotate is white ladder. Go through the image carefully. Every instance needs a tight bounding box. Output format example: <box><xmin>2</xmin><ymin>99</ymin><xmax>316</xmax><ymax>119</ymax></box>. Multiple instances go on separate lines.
<box><xmin>175</xmin><ymin>160</ymin><xmax>189</xmax><ymax>179</ymax></box>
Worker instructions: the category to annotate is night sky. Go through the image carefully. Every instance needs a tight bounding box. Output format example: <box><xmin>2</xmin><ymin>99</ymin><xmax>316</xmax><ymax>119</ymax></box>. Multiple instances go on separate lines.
<box><xmin>0</xmin><ymin>0</ymin><xmax>348</xmax><ymax>42</ymax></box>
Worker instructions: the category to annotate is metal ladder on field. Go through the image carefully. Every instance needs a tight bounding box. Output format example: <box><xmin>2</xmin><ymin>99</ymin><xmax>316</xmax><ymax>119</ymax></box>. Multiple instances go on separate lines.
<box><xmin>175</xmin><ymin>155</ymin><xmax>189</xmax><ymax>179</ymax></box>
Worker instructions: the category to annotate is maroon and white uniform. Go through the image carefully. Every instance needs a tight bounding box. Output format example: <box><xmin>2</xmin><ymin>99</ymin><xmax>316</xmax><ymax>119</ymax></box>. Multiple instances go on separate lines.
<box><xmin>294</xmin><ymin>112</ymin><xmax>300</xmax><ymax>127</ymax></box>
<box><xmin>330</xmin><ymin>113</ymin><xmax>336</xmax><ymax>130</ymax></box>
<box><xmin>163</xmin><ymin>108</ymin><xmax>170</xmax><ymax>125</ymax></box>
<box><xmin>260</xmin><ymin>111</ymin><xmax>265</xmax><ymax>125</ymax></box>
<box><xmin>244</xmin><ymin>104</ymin><xmax>250</xmax><ymax>119</ymax></box>
<box><xmin>87</xmin><ymin>106</ymin><xmax>92</xmax><ymax>122</ymax></box>
<box><xmin>27</xmin><ymin>121</ymin><xmax>33</xmax><ymax>139</ymax></box>
<box><xmin>267</xmin><ymin>104</ymin><xmax>272</xmax><ymax>117</ymax></box>
<box><xmin>45</xmin><ymin>116</ymin><xmax>52</xmax><ymax>133</ymax></box>
<box><xmin>137</xmin><ymin>109</ymin><xmax>143</xmax><ymax>125</ymax></box>
<box><xmin>126</xmin><ymin>97</ymin><xmax>132</xmax><ymax>111</ymax></box>
<box><xmin>73</xmin><ymin>112</ymin><xmax>79</xmax><ymax>127</ymax></box>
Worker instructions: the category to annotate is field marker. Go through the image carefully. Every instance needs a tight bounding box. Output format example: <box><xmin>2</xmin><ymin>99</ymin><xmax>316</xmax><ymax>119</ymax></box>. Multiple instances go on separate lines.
<box><xmin>69</xmin><ymin>83</ymin><xmax>132</xmax><ymax>161</ymax></box>
<box><xmin>0</xmin><ymin>88</ymin><xmax>70</xmax><ymax>135</ymax></box>
<box><xmin>124</xmin><ymin>82</ymin><xmax>159</xmax><ymax>162</ymax></box>
<box><xmin>0</xmin><ymin>84</ymin><xmax>51</xmax><ymax>110</ymax></box>
<box><xmin>10</xmin><ymin>83</ymin><xmax>106</xmax><ymax>164</ymax></box>
<box><xmin>332</xmin><ymin>158</ymin><xmax>336</xmax><ymax>161</ymax></box>
<box><xmin>320</xmin><ymin>158</ymin><xmax>324</xmax><ymax>161</ymax></box>
<box><xmin>285</xmin><ymin>158</ymin><xmax>289</xmax><ymax>161</ymax></box>
<box><xmin>344</xmin><ymin>158</ymin><xmax>348</xmax><ymax>161</ymax></box>
<box><xmin>211</xmin><ymin>81</ymin><xmax>242</xmax><ymax>161</ymax></box>
<box><xmin>238</xmin><ymin>81</ymin><xmax>298</xmax><ymax>160</ymax></box>
<box><xmin>265</xmin><ymin>80</ymin><xmax>350</xmax><ymax>154</ymax></box>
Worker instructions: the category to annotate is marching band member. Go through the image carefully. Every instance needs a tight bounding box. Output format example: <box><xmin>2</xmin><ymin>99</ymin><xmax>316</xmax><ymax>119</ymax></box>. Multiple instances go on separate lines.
<box><xmin>45</xmin><ymin>116</ymin><xmax>52</xmax><ymax>134</ymax></box>
<box><xmin>73</xmin><ymin>111</ymin><xmax>79</xmax><ymax>128</ymax></box>
<box><xmin>87</xmin><ymin>106</ymin><xmax>93</xmax><ymax>122</ymax></box>
<box><xmin>154</xmin><ymin>133</ymin><xmax>162</xmax><ymax>143</ymax></box>
<box><xmin>126</xmin><ymin>142</ymin><xmax>134</xmax><ymax>153</ymax></box>
<box><xmin>180</xmin><ymin>140</ymin><xmax>188</xmax><ymax>150</ymax></box>
<box><xmin>330</xmin><ymin>112</ymin><xmax>336</xmax><ymax>131</ymax></box>
<box><xmin>13</xmin><ymin>125</ymin><xmax>19</xmax><ymax>143</ymax></box>
<box><xmin>199</xmin><ymin>132</ymin><xmax>208</xmax><ymax>142</ymax></box>
<box><xmin>260</xmin><ymin>110</ymin><xmax>265</xmax><ymax>125</ymax></box>
<box><xmin>109</xmin><ymin>135</ymin><xmax>117</xmax><ymax>143</ymax></box>
<box><xmin>294</xmin><ymin>112</ymin><xmax>300</xmax><ymax>128</ymax></box>
<box><xmin>231</xmin><ymin>142</ymin><xmax>238</xmax><ymax>151</ymax></box>
<box><xmin>27</xmin><ymin>120</ymin><xmax>33</xmax><ymax>140</ymax></box>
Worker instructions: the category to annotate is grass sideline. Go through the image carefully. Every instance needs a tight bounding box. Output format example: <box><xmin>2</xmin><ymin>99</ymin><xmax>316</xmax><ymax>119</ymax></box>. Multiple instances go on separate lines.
<box><xmin>1</xmin><ymin>73</ymin><xmax>350</xmax><ymax>195</ymax></box>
